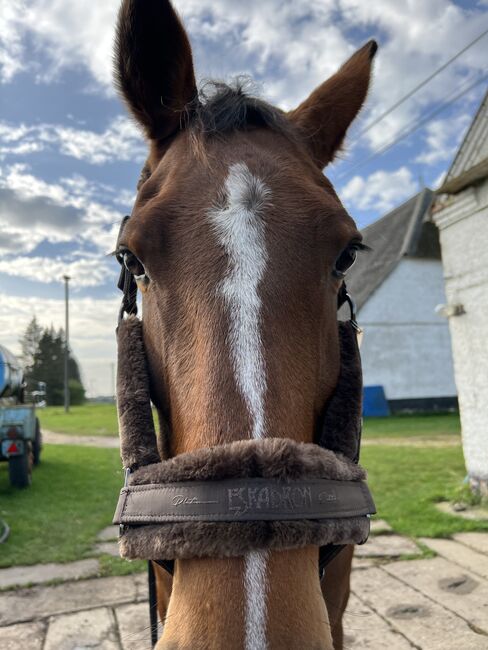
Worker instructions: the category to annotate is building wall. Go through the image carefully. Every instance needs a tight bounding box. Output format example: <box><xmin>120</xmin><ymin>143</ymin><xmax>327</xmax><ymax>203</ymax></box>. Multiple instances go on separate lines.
<box><xmin>433</xmin><ymin>179</ymin><xmax>488</xmax><ymax>482</ymax></box>
<box><xmin>357</xmin><ymin>258</ymin><xmax>457</xmax><ymax>401</ymax></box>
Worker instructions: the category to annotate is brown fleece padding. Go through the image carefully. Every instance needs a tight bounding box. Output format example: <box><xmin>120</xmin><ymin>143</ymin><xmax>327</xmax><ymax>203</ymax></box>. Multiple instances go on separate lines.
<box><xmin>118</xmin><ymin>437</ymin><xmax>371</xmax><ymax>560</ymax></box>
<box><xmin>318</xmin><ymin>321</ymin><xmax>363</xmax><ymax>461</ymax></box>
<box><xmin>119</xmin><ymin>516</ymin><xmax>370</xmax><ymax>560</ymax></box>
<box><xmin>117</xmin><ymin>315</ymin><xmax>160</xmax><ymax>469</ymax></box>
<box><xmin>129</xmin><ymin>437</ymin><xmax>365</xmax><ymax>486</ymax></box>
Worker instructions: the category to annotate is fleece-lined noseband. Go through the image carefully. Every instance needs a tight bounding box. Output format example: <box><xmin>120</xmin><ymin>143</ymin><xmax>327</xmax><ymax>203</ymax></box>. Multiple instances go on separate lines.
<box><xmin>113</xmin><ymin>228</ymin><xmax>375</xmax><ymax>561</ymax></box>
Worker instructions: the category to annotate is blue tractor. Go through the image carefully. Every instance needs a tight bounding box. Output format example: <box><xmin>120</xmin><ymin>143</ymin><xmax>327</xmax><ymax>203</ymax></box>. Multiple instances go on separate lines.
<box><xmin>0</xmin><ymin>345</ymin><xmax>43</xmax><ymax>488</ymax></box>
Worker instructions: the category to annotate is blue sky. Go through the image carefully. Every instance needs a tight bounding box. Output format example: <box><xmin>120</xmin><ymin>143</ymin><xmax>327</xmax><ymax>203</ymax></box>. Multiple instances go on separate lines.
<box><xmin>0</xmin><ymin>0</ymin><xmax>487</xmax><ymax>395</ymax></box>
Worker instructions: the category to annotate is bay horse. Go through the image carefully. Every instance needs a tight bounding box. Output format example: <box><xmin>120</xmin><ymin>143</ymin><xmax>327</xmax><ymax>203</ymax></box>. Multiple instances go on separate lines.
<box><xmin>113</xmin><ymin>1</ymin><xmax>376</xmax><ymax>647</ymax></box>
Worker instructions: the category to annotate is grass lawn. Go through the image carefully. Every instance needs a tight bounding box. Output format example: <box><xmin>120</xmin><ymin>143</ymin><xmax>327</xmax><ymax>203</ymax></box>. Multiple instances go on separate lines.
<box><xmin>363</xmin><ymin>444</ymin><xmax>488</xmax><ymax>538</ymax></box>
<box><xmin>0</xmin><ymin>444</ymin><xmax>129</xmax><ymax>569</ymax></box>
<box><xmin>363</xmin><ymin>412</ymin><xmax>460</xmax><ymax>439</ymax></box>
<box><xmin>39</xmin><ymin>403</ymin><xmax>461</xmax><ymax>442</ymax></box>
<box><xmin>39</xmin><ymin>404</ymin><xmax>119</xmax><ymax>436</ymax></box>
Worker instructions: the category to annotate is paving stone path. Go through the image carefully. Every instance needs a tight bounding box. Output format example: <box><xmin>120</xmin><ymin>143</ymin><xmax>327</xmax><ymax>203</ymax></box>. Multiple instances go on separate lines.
<box><xmin>42</xmin><ymin>429</ymin><xmax>119</xmax><ymax>448</ymax></box>
<box><xmin>2</xmin><ymin>524</ymin><xmax>487</xmax><ymax>649</ymax></box>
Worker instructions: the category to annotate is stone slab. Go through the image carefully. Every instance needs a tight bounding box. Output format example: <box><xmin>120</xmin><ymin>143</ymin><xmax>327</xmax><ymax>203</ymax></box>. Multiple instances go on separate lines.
<box><xmin>344</xmin><ymin>593</ymin><xmax>413</xmax><ymax>649</ymax></box>
<box><xmin>384</xmin><ymin>556</ymin><xmax>488</xmax><ymax>634</ymax></box>
<box><xmin>0</xmin><ymin>575</ymin><xmax>138</xmax><ymax>626</ymax></box>
<box><xmin>355</xmin><ymin>535</ymin><xmax>419</xmax><ymax>558</ymax></box>
<box><xmin>116</xmin><ymin>601</ymin><xmax>161</xmax><ymax>650</ymax></box>
<box><xmin>352</xmin><ymin>566</ymin><xmax>486</xmax><ymax>649</ymax></box>
<box><xmin>94</xmin><ymin>542</ymin><xmax>120</xmax><ymax>557</ymax></box>
<box><xmin>420</xmin><ymin>537</ymin><xmax>488</xmax><ymax>580</ymax></box>
<box><xmin>44</xmin><ymin>607</ymin><xmax>119</xmax><ymax>650</ymax></box>
<box><xmin>352</xmin><ymin>557</ymin><xmax>375</xmax><ymax>570</ymax></box>
<box><xmin>0</xmin><ymin>621</ymin><xmax>46</xmax><ymax>650</ymax></box>
<box><xmin>134</xmin><ymin>571</ymin><xmax>149</xmax><ymax>601</ymax></box>
<box><xmin>370</xmin><ymin>518</ymin><xmax>393</xmax><ymax>534</ymax></box>
<box><xmin>0</xmin><ymin>559</ymin><xmax>99</xmax><ymax>590</ymax></box>
<box><xmin>97</xmin><ymin>526</ymin><xmax>119</xmax><ymax>542</ymax></box>
<box><xmin>454</xmin><ymin>531</ymin><xmax>488</xmax><ymax>555</ymax></box>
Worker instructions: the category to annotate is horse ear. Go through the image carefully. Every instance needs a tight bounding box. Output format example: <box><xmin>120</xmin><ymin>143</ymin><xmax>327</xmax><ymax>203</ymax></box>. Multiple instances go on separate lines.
<box><xmin>114</xmin><ymin>0</ymin><xmax>197</xmax><ymax>142</ymax></box>
<box><xmin>288</xmin><ymin>40</ymin><xmax>377</xmax><ymax>169</ymax></box>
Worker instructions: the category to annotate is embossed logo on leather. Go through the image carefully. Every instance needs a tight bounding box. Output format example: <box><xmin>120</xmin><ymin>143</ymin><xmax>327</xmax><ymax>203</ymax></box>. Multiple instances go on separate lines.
<box><xmin>172</xmin><ymin>495</ymin><xmax>219</xmax><ymax>506</ymax></box>
<box><xmin>318</xmin><ymin>489</ymin><xmax>338</xmax><ymax>503</ymax></box>
<box><xmin>227</xmin><ymin>486</ymin><xmax>313</xmax><ymax>516</ymax></box>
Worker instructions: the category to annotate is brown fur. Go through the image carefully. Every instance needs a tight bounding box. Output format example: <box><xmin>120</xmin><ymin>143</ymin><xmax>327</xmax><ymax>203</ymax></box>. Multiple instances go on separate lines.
<box><xmin>128</xmin><ymin>437</ymin><xmax>365</xmax><ymax>486</ymax></box>
<box><xmin>117</xmin><ymin>315</ymin><xmax>160</xmax><ymax>469</ymax></box>
<box><xmin>113</xmin><ymin>1</ymin><xmax>377</xmax><ymax>647</ymax></box>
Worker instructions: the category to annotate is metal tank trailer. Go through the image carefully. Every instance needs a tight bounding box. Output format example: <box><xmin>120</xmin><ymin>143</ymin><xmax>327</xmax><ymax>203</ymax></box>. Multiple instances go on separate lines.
<box><xmin>0</xmin><ymin>344</ymin><xmax>43</xmax><ymax>487</ymax></box>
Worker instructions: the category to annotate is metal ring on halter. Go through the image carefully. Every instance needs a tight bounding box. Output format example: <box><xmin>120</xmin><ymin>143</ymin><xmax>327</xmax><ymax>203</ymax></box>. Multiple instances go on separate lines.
<box><xmin>119</xmin><ymin>467</ymin><xmax>131</xmax><ymax>535</ymax></box>
<box><xmin>344</xmin><ymin>291</ymin><xmax>361</xmax><ymax>332</ymax></box>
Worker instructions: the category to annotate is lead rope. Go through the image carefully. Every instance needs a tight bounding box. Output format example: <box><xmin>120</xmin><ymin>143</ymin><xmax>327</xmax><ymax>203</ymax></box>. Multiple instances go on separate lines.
<box><xmin>148</xmin><ymin>561</ymin><xmax>159</xmax><ymax>647</ymax></box>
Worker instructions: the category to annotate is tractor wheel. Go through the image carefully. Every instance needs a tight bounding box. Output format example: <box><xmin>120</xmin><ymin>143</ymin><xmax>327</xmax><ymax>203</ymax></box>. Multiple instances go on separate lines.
<box><xmin>33</xmin><ymin>418</ymin><xmax>42</xmax><ymax>466</ymax></box>
<box><xmin>8</xmin><ymin>443</ymin><xmax>32</xmax><ymax>488</ymax></box>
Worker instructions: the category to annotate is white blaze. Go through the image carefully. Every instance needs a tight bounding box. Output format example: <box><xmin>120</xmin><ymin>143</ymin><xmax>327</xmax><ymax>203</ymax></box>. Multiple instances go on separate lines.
<box><xmin>209</xmin><ymin>162</ymin><xmax>269</xmax><ymax>440</ymax></box>
<box><xmin>209</xmin><ymin>162</ymin><xmax>270</xmax><ymax>650</ymax></box>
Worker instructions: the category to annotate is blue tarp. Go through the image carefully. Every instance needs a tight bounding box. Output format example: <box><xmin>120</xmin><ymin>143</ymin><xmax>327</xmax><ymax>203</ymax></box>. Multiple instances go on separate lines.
<box><xmin>363</xmin><ymin>385</ymin><xmax>390</xmax><ymax>417</ymax></box>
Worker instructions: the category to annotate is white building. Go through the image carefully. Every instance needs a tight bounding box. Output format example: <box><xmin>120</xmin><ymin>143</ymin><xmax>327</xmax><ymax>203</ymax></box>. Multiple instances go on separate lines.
<box><xmin>432</xmin><ymin>90</ymin><xmax>488</xmax><ymax>494</ymax></box>
<box><xmin>345</xmin><ymin>188</ymin><xmax>457</xmax><ymax>413</ymax></box>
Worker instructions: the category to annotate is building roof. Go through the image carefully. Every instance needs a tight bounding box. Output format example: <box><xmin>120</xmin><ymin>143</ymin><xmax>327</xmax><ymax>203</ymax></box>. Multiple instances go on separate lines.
<box><xmin>344</xmin><ymin>188</ymin><xmax>439</xmax><ymax>311</ymax></box>
<box><xmin>438</xmin><ymin>89</ymin><xmax>488</xmax><ymax>195</ymax></box>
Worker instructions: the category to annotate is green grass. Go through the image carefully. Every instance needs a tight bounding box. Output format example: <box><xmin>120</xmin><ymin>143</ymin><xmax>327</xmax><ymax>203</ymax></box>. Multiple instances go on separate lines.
<box><xmin>363</xmin><ymin>413</ymin><xmax>460</xmax><ymax>439</ymax></box>
<box><xmin>39</xmin><ymin>404</ymin><xmax>119</xmax><ymax>436</ymax></box>
<box><xmin>98</xmin><ymin>555</ymin><xmax>146</xmax><ymax>577</ymax></box>
<box><xmin>0</xmin><ymin>444</ymin><xmax>124</xmax><ymax>567</ymax></box>
<box><xmin>39</xmin><ymin>406</ymin><xmax>461</xmax><ymax>440</ymax></box>
<box><xmin>363</xmin><ymin>444</ymin><xmax>488</xmax><ymax>538</ymax></box>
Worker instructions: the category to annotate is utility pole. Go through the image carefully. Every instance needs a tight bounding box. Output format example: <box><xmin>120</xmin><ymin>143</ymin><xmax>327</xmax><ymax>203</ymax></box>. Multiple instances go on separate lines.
<box><xmin>63</xmin><ymin>275</ymin><xmax>71</xmax><ymax>413</ymax></box>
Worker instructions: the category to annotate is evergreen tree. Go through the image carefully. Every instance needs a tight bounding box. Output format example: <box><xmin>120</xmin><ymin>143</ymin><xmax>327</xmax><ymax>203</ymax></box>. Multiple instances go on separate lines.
<box><xmin>19</xmin><ymin>316</ymin><xmax>42</xmax><ymax>378</ymax></box>
<box><xmin>19</xmin><ymin>321</ymin><xmax>86</xmax><ymax>406</ymax></box>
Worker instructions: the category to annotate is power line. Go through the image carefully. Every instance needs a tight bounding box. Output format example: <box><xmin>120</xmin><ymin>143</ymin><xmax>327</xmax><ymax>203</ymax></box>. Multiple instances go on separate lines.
<box><xmin>337</xmin><ymin>71</ymin><xmax>488</xmax><ymax>179</ymax></box>
<box><xmin>355</xmin><ymin>25</ymin><xmax>488</xmax><ymax>139</ymax></box>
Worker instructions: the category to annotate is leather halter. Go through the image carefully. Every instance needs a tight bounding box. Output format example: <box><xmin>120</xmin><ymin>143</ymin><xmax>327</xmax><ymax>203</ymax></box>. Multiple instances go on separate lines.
<box><xmin>114</xmin><ymin>215</ymin><xmax>373</xmax><ymax>645</ymax></box>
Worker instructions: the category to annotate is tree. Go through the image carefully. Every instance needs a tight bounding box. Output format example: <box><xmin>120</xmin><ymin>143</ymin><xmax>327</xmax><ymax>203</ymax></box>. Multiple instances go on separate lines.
<box><xmin>19</xmin><ymin>321</ymin><xmax>86</xmax><ymax>406</ymax></box>
<box><xmin>19</xmin><ymin>317</ymin><xmax>42</xmax><ymax>377</ymax></box>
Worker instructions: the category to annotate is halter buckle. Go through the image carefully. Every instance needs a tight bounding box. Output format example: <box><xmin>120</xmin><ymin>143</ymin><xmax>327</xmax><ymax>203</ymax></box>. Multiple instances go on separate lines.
<box><xmin>119</xmin><ymin>467</ymin><xmax>131</xmax><ymax>535</ymax></box>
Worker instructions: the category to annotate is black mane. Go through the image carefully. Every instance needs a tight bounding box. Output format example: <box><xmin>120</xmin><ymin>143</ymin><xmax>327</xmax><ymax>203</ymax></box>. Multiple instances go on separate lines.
<box><xmin>190</xmin><ymin>78</ymin><xmax>296</xmax><ymax>140</ymax></box>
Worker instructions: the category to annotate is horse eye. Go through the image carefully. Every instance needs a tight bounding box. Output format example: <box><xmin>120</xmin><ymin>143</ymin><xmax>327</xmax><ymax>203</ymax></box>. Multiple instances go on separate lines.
<box><xmin>123</xmin><ymin>251</ymin><xmax>145</xmax><ymax>277</ymax></box>
<box><xmin>333</xmin><ymin>245</ymin><xmax>358</xmax><ymax>279</ymax></box>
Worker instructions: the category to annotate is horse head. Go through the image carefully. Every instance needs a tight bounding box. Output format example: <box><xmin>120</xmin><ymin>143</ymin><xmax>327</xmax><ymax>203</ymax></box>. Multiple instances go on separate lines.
<box><xmin>113</xmin><ymin>1</ymin><xmax>376</xmax><ymax>647</ymax></box>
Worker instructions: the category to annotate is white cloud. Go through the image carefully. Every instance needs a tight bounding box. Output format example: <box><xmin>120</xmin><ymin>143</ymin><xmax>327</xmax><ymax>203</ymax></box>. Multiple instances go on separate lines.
<box><xmin>0</xmin><ymin>0</ymin><xmax>485</xmax><ymax>197</ymax></box>
<box><xmin>2</xmin><ymin>0</ymin><xmax>485</xmax><ymax>148</ymax></box>
<box><xmin>340</xmin><ymin>0</ymin><xmax>487</xmax><ymax>149</ymax></box>
<box><xmin>0</xmin><ymin>1</ymin><xmax>26</xmax><ymax>82</ymax></box>
<box><xmin>0</xmin><ymin>164</ymin><xmax>125</xmax><ymax>283</ymax></box>
<box><xmin>341</xmin><ymin>166</ymin><xmax>417</xmax><ymax>214</ymax></box>
<box><xmin>0</xmin><ymin>293</ymin><xmax>119</xmax><ymax>397</ymax></box>
<box><xmin>415</xmin><ymin>112</ymin><xmax>471</xmax><ymax>166</ymax></box>
<box><xmin>0</xmin><ymin>256</ymin><xmax>115</xmax><ymax>288</ymax></box>
<box><xmin>0</xmin><ymin>116</ymin><xmax>145</xmax><ymax>165</ymax></box>
<box><xmin>2</xmin><ymin>0</ymin><xmax>120</xmax><ymax>89</ymax></box>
